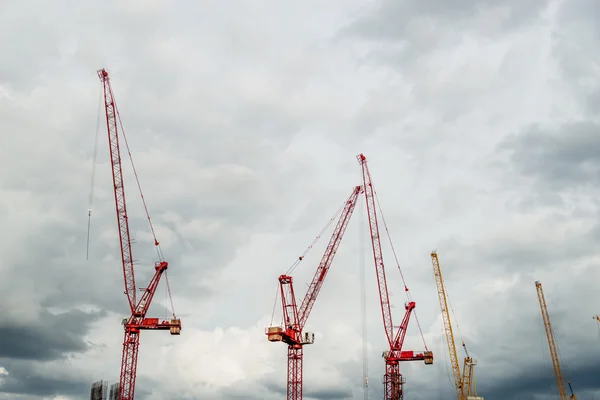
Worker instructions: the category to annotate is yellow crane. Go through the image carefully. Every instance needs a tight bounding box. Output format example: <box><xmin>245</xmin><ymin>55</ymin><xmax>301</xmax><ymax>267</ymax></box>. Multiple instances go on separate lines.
<box><xmin>534</xmin><ymin>281</ymin><xmax>577</xmax><ymax>400</ymax></box>
<box><xmin>430</xmin><ymin>251</ymin><xmax>482</xmax><ymax>400</ymax></box>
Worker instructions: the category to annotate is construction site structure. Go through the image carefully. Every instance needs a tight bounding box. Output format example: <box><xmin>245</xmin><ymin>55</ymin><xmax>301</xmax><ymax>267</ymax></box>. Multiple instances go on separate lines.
<box><xmin>90</xmin><ymin>380</ymin><xmax>108</xmax><ymax>400</ymax></box>
<box><xmin>266</xmin><ymin>185</ymin><xmax>363</xmax><ymax>400</ymax></box>
<box><xmin>109</xmin><ymin>383</ymin><xmax>120</xmax><ymax>400</ymax></box>
<box><xmin>430</xmin><ymin>251</ymin><xmax>483</xmax><ymax>400</ymax></box>
<box><xmin>90</xmin><ymin>381</ymin><xmax>119</xmax><ymax>400</ymax></box>
<box><xmin>535</xmin><ymin>281</ymin><xmax>576</xmax><ymax>400</ymax></box>
<box><xmin>357</xmin><ymin>154</ymin><xmax>433</xmax><ymax>400</ymax></box>
<box><xmin>97</xmin><ymin>68</ymin><xmax>182</xmax><ymax>400</ymax></box>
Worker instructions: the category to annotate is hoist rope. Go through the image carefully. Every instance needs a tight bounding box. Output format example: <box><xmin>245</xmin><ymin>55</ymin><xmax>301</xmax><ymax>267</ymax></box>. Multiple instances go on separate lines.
<box><xmin>359</xmin><ymin>196</ymin><xmax>369</xmax><ymax>399</ymax></box>
<box><xmin>441</xmin><ymin>316</ymin><xmax>453</xmax><ymax>385</ymax></box>
<box><xmin>270</xmin><ymin>197</ymin><xmax>348</xmax><ymax>326</ymax></box>
<box><xmin>115</xmin><ymin>108</ymin><xmax>165</xmax><ymax>262</ymax></box>
<box><xmin>86</xmin><ymin>88</ymin><xmax>102</xmax><ymax>260</ymax></box>
<box><xmin>285</xmin><ymin>200</ymin><xmax>345</xmax><ymax>276</ymax></box>
<box><xmin>113</xmin><ymin>96</ymin><xmax>175</xmax><ymax>316</ymax></box>
<box><xmin>270</xmin><ymin>283</ymin><xmax>280</xmax><ymax>327</ymax></box>
<box><xmin>373</xmin><ymin>190</ymin><xmax>428</xmax><ymax>350</ymax></box>
<box><xmin>447</xmin><ymin>292</ymin><xmax>466</xmax><ymax>354</ymax></box>
<box><xmin>165</xmin><ymin>272</ymin><xmax>176</xmax><ymax>318</ymax></box>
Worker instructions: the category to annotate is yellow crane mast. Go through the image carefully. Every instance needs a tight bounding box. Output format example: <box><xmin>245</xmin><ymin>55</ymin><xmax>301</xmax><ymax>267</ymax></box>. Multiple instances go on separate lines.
<box><xmin>430</xmin><ymin>251</ymin><xmax>482</xmax><ymax>400</ymax></box>
<box><xmin>535</xmin><ymin>281</ymin><xmax>576</xmax><ymax>400</ymax></box>
<box><xmin>461</xmin><ymin>350</ymin><xmax>477</xmax><ymax>398</ymax></box>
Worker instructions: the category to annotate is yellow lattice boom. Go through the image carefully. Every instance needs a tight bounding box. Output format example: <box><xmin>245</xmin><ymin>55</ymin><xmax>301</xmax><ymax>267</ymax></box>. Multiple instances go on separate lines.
<box><xmin>535</xmin><ymin>281</ymin><xmax>567</xmax><ymax>400</ymax></box>
<box><xmin>431</xmin><ymin>251</ymin><xmax>464</xmax><ymax>399</ymax></box>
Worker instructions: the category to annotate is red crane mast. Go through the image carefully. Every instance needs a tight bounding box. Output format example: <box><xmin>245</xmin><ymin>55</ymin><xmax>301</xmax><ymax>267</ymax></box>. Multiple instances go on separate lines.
<box><xmin>266</xmin><ymin>185</ymin><xmax>363</xmax><ymax>400</ymax></box>
<box><xmin>97</xmin><ymin>68</ymin><xmax>181</xmax><ymax>400</ymax></box>
<box><xmin>357</xmin><ymin>154</ymin><xmax>433</xmax><ymax>400</ymax></box>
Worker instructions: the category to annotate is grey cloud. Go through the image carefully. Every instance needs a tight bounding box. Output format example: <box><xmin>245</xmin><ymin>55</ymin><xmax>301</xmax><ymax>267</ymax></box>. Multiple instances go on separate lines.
<box><xmin>498</xmin><ymin>121</ymin><xmax>600</xmax><ymax>190</ymax></box>
<box><xmin>0</xmin><ymin>0</ymin><xmax>328</xmax><ymax>396</ymax></box>
<box><xmin>437</xmin><ymin>238</ymin><xmax>600</xmax><ymax>398</ymax></box>
<box><xmin>338</xmin><ymin>0</ymin><xmax>556</xmax><ymax>123</ymax></box>
<box><xmin>342</xmin><ymin>0</ymin><xmax>550</xmax><ymax>52</ymax></box>
<box><xmin>0</xmin><ymin>308</ymin><xmax>102</xmax><ymax>361</ymax></box>
<box><xmin>3</xmin><ymin>0</ymin><xmax>600</xmax><ymax>399</ymax></box>
<box><xmin>0</xmin><ymin>360</ymin><xmax>89</xmax><ymax>397</ymax></box>
<box><xmin>553</xmin><ymin>0</ymin><xmax>600</xmax><ymax>115</ymax></box>
<box><xmin>305</xmin><ymin>387</ymin><xmax>354</xmax><ymax>399</ymax></box>
<box><xmin>483</xmin><ymin>361</ymin><xmax>600</xmax><ymax>399</ymax></box>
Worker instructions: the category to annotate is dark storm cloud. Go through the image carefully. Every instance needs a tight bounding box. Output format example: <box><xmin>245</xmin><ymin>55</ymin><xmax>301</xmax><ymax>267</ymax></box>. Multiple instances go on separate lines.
<box><xmin>498</xmin><ymin>121</ymin><xmax>600</xmax><ymax>190</ymax></box>
<box><xmin>448</xmin><ymin>245</ymin><xmax>599</xmax><ymax>399</ymax></box>
<box><xmin>0</xmin><ymin>308</ymin><xmax>103</xmax><ymax>361</ymax></box>
<box><xmin>0</xmin><ymin>362</ymin><xmax>89</xmax><ymax>397</ymax></box>
<box><xmin>483</xmin><ymin>361</ymin><xmax>600</xmax><ymax>399</ymax></box>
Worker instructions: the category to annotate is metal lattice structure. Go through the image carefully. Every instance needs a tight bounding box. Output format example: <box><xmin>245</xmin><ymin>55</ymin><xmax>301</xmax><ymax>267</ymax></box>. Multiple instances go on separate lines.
<box><xmin>357</xmin><ymin>154</ymin><xmax>433</xmax><ymax>400</ymax></box>
<box><xmin>535</xmin><ymin>281</ymin><xmax>577</xmax><ymax>400</ymax></box>
<box><xmin>97</xmin><ymin>68</ymin><xmax>181</xmax><ymax>399</ymax></box>
<box><xmin>266</xmin><ymin>185</ymin><xmax>363</xmax><ymax>399</ymax></box>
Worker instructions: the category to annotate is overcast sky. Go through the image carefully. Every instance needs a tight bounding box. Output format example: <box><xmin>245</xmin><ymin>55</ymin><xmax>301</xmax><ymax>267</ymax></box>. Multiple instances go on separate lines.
<box><xmin>0</xmin><ymin>0</ymin><xmax>599</xmax><ymax>399</ymax></box>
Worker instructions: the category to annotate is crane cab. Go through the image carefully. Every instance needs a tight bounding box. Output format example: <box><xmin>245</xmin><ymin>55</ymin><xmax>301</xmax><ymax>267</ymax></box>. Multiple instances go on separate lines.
<box><xmin>300</xmin><ymin>332</ymin><xmax>314</xmax><ymax>345</ymax></box>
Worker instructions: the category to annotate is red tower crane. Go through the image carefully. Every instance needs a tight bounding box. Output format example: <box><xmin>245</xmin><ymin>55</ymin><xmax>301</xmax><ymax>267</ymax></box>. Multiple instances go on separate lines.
<box><xmin>97</xmin><ymin>68</ymin><xmax>182</xmax><ymax>400</ymax></box>
<box><xmin>357</xmin><ymin>154</ymin><xmax>433</xmax><ymax>400</ymax></box>
<box><xmin>266</xmin><ymin>185</ymin><xmax>363</xmax><ymax>400</ymax></box>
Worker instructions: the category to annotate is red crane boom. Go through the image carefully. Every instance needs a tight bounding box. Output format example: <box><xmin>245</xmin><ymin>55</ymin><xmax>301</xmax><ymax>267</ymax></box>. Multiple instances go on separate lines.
<box><xmin>266</xmin><ymin>185</ymin><xmax>363</xmax><ymax>400</ymax></box>
<box><xmin>97</xmin><ymin>69</ymin><xmax>181</xmax><ymax>400</ymax></box>
<box><xmin>357</xmin><ymin>154</ymin><xmax>433</xmax><ymax>400</ymax></box>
